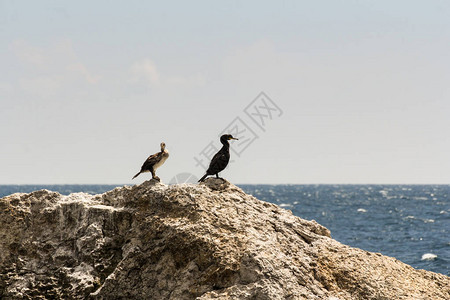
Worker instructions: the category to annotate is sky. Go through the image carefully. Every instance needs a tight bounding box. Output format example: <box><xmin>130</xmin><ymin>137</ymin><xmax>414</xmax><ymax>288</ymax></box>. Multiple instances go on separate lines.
<box><xmin>1</xmin><ymin>1</ymin><xmax>449</xmax><ymax>184</ymax></box>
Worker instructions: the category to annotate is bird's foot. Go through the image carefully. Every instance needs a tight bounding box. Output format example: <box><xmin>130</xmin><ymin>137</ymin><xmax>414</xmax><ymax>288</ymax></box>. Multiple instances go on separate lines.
<box><xmin>152</xmin><ymin>176</ymin><xmax>161</xmax><ymax>182</ymax></box>
<box><xmin>215</xmin><ymin>174</ymin><xmax>225</xmax><ymax>181</ymax></box>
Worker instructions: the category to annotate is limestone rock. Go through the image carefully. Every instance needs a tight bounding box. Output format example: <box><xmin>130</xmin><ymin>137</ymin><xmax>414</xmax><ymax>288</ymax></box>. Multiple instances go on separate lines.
<box><xmin>0</xmin><ymin>178</ymin><xmax>448</xmax><ymax>299</ymax></box>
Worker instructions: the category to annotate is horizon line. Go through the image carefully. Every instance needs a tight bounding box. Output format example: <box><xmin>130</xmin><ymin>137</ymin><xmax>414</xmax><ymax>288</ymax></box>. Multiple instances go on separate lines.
<box><xmin>1</xmin><ymin>182</ymin><xmax>449</xmax><ymax>186</ymax></box>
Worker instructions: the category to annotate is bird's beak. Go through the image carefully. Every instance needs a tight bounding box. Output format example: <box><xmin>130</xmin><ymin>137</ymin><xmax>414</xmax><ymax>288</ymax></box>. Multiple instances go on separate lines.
<box><xmin>230</xmin><ymin>137</ymin><xmax>239</xmax><ymax>140</ymax></box>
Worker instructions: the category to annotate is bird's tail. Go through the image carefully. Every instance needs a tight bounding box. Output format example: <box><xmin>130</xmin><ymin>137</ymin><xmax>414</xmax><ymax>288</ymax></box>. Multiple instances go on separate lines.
<box><xmin>132</xmin><ymin>171</ymin><xmax>141</xmax><ymax>180</ymax></box>
<box><xmin>198</xmin><ymin>174</ymin><xmax>208</xmax><ymax>182</ymax></box>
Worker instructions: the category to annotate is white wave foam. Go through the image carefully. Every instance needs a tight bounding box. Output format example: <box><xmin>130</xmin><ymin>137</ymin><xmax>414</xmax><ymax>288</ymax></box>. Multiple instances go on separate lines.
<box><xmin>357</xmin><ymin>208</ymin><xmax>367</xmax><ymax>213</ymax></box>
<box><xmin>421</xmin><ymin>253</ymin><xmax>437</xmax><ymax>261</ymax></box>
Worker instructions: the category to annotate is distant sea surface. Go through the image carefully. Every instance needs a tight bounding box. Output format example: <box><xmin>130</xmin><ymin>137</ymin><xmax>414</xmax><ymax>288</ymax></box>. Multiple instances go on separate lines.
<box><xmin>1</xmin><ymin>184</ymin><xmax>448</xmax><ymax>276</ymax></box>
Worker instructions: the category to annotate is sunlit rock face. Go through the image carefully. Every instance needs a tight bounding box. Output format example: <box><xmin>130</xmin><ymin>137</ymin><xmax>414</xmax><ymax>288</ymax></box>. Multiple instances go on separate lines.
<box><xmin>1</xmin><ymin>179</ymin><xmax>449</xmax><ymax>299</ymax></box>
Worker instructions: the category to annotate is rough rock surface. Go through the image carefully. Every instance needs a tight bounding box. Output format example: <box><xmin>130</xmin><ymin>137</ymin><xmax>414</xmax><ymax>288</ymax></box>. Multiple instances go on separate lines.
<box><xmin>0</xmin><ymin>179</ymin><xmax>448</xmax><ymax>299</ymax></box>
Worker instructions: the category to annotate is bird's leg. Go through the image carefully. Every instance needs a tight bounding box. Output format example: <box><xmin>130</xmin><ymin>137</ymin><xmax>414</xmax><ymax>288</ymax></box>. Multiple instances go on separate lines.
<box><xmin>151</xmin><ymin>169</ymin><xmax>161</xmax><ymax>182</ymax></box>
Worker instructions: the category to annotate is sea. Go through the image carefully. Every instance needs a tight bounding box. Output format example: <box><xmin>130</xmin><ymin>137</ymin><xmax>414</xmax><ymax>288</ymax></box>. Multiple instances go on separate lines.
<box><xmin>0</xmin><ymin>184</ymin><xmax>448</xmax><ymax>276</ymax></box>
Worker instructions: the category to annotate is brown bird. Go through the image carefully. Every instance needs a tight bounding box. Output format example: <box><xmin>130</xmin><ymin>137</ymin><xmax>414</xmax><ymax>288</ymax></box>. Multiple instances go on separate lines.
<box><xmin>132</xmin><ymin>142</ymin><xmax>169</xmax><ymax>181</ymax></box>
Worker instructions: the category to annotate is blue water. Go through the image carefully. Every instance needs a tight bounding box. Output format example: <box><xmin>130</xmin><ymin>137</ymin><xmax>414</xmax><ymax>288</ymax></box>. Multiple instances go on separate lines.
<box><xmin>1</xmin><ymin>184</ymin><xmax>448</xmax><ymax>276</ymax></box>
<box><xmin>240</xmin><ymin>185</ymin><xmax>449</xmax><ymax>276</ymax></box>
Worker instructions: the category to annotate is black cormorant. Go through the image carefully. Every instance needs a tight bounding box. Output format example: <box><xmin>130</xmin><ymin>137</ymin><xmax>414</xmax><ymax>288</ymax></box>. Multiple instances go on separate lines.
<box><xmin>198</xmin><ymin>134</ymin><xmax>238</xmax><ymax>182</ymax></box>
<box><xmin>132</xmin><ymin>142</ymin><xmax>169</xmax><ymax>181</ymax></box>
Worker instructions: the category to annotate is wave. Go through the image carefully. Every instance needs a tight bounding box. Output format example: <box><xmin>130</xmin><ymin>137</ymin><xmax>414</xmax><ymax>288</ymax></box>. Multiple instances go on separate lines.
<box><xmin>421</xmin><ymin>253</ymin><xmax>437</xmax><ymax>261</ymax></box>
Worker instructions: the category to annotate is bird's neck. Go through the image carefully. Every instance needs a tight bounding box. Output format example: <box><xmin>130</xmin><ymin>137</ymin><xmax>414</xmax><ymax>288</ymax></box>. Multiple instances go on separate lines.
<box><xmin>221</xmin><ymin>140</ymin><xmax>230</xmax><ymax>150</ymax></box>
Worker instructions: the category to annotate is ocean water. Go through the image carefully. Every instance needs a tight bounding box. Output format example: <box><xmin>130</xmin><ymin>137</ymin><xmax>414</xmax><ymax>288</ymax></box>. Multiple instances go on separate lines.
<box><xmin>0</xmin><ymin>184</ymin><xmax>448</xmax><ymax>276</ymax></box>
<box><xmin>240</xmin><ymin>185</ymin><xmax>449</xmax><ymax>276</ymax></box>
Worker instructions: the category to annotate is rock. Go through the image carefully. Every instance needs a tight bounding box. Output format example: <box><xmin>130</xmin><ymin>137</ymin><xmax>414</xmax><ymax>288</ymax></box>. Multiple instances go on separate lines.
<box><xmin>0</xmin><ymin>178</ymin><xmax>448</xmax><ymax>299</ymax></box>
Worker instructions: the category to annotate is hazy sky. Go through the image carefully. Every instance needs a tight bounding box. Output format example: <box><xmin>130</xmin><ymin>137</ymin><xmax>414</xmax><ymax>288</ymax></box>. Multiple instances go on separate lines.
<box><xmin>1</xmin><ymin>1</ymin><xmax>449</xmax><ymax>184</ymax></box>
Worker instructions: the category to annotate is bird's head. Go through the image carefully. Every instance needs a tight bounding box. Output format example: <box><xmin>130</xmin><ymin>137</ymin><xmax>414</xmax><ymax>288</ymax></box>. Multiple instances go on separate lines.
<box><xmin>220</xmin><ymin>134</ymin><xmax>238</xmax><ymax>144</ymax></box>
<box><xmin>160</xmin><ymin>142</ymin><xmax>166</xmax><ymax>150</ymax></box>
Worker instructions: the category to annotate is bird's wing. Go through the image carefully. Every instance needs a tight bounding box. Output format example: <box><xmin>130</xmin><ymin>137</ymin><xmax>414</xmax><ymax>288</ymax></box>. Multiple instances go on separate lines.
<box><xmin>207</xmin><ymin>150</ymin><xmax>229</xmax><ymax>173</ymax></box>
<box><xmin>210</xmin><ymin>151</ymin><xmax>226</xmax><ymax>164</ymax></box>
<box><xmin>141</xmin><ymin>152</ymin><xmax>161</xmax><ymax>169</ymax></box>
